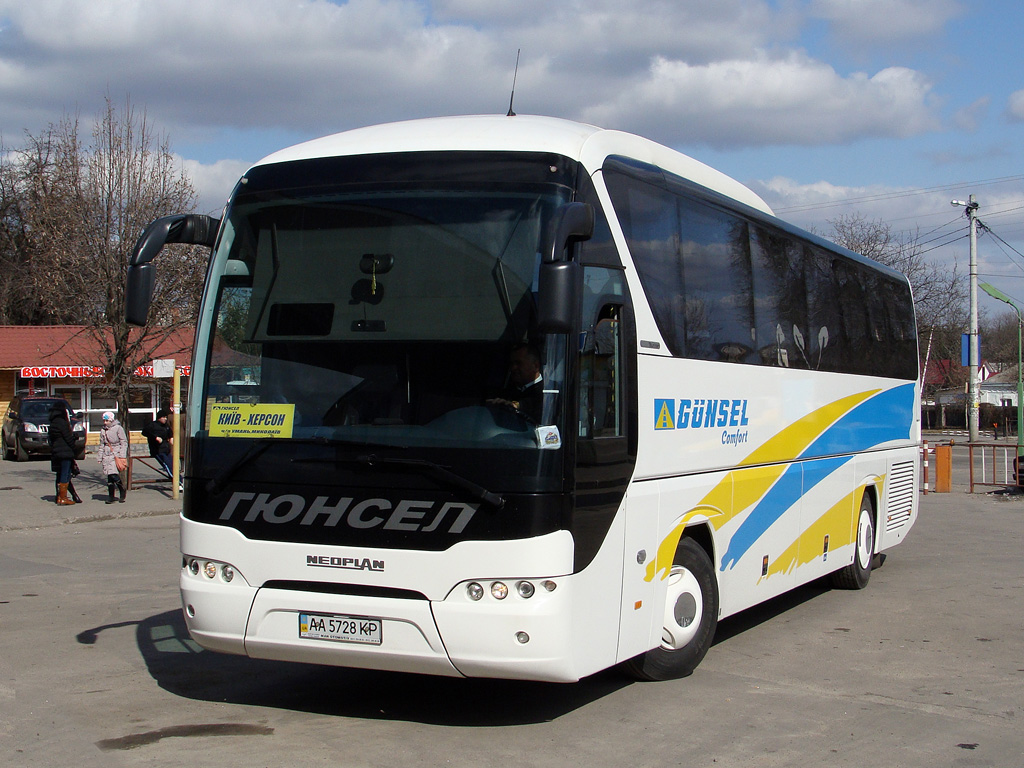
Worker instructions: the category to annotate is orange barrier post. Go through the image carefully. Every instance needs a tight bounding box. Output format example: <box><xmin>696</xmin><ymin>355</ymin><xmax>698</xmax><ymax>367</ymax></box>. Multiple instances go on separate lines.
<box><xmin>934</xmin><ymin>444</ymin><xmax>953</xmax><ymax>493</ymax></box>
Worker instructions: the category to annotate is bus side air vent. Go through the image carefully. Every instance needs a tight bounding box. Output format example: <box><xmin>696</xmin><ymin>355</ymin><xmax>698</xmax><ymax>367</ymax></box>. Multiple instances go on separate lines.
<box><xmin>885</xmin><ymin>461</ymin><xmax>915</xmax><ymax>531</ymax></box>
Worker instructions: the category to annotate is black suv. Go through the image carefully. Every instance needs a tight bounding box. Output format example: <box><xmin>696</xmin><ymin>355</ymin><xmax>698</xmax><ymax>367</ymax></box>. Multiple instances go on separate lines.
<box><xmin>2</xmin><ymin>396</ymin><xmax>87</xmax><ymax>461</ymax></box>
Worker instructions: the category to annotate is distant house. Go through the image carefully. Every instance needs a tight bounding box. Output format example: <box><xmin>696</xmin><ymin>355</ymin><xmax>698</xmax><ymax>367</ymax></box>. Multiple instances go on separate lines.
<box><xmin>932</xmin><ymin>361</ymin><xmax>1019</xmax><ymax>431</ymax></box>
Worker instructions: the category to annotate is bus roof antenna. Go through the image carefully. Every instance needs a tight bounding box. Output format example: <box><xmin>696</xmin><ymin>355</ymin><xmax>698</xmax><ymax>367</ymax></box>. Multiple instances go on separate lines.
<box><xmin>507</xmin><ymin>49</ymin><xmax>520</xmax><ymax>117</ymax></box>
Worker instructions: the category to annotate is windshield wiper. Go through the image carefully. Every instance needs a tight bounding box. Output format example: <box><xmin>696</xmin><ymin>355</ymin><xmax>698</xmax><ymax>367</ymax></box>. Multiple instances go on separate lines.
<box><xmin>207</xmin><ymin>439</ymin><xmax>504</xmax><ymax>509</ymax></box>
<box><xmin>205</xmin><ymin>436</ymin><xmax>379</xmax><ymax>494</ymax></box>
<box><xmin>297</xmin><ymin>453</ymin><xmax>504</xmax><ymax>509</ymax></box>
<box><xmin>358</xmin><ymin>455</ymin><xmax>505</xmax><ymax>509</ymax></box>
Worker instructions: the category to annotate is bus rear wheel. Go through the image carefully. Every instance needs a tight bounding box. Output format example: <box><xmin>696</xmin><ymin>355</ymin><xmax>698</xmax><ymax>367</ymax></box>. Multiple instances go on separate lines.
<box><xmin>829</xmin><ymin>493</ymin><xmax>875</xmax><ymax>590</ymax></box>
<box><xmin>624</xmin><ymin>537</ymin><xmax>719</xmax><ymax>681</ymax></box>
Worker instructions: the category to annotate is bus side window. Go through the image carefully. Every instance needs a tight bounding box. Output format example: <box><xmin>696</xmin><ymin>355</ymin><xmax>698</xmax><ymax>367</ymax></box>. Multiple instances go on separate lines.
<box><xmin>579</xmin><ymin>266</ymin><xmax>627</xmax><ymax>439</ymax></box>
<box><xmin>580</xmin><ymin>303</ymin><xmax>624</xmax><ymax>439</ymax></box>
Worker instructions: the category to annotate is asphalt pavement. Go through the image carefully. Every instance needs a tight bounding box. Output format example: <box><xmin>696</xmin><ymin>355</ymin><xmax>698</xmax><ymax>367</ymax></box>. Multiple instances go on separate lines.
<box><xmin>2</xmin><ymin>445</ymin><xmax>1023</xmax><ymax>767</ymax></box>
<box><xmin>0</xmin><ymin>449</ymin><xmax>181</xmax><ymax>531</ymax></box>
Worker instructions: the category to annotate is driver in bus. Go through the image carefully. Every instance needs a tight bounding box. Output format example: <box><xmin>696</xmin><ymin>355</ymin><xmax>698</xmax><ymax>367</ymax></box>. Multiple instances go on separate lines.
<box><xmin>488</xmin><ymin>343</ymin><xmax>544</xmax><ymax>423</ymax></box>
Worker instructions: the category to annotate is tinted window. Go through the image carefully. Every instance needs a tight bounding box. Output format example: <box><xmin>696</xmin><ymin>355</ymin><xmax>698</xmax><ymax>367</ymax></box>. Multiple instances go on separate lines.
<box><xmin>750</xmin><ymin>226</ymin><xmax>808</xmax><ymax>368</ymax></box>
<box><xmin>602</xmin><ymin>162</ymin><xmax>918</xmax><ymax>379</ymax></box>
<box><xmin>605</xmin><ymin>177</ymin><xmax>685</xmax><ymax>355</ymax></box>
<box><xmin>677</xmin><ymin>203</ymin><xmax>754</xmax><ymax>362</ymax></box>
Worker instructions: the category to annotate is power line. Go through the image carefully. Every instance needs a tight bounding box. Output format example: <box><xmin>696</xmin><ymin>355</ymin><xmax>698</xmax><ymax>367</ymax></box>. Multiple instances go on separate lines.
<box><xmin>983</xmin><ymin>202</ymin><xmax>1024</xmax><ymax>219</ymax></box>
<box><xmin>917</xmin><ymin>232</ymin><xmax>967</xmax><ymax>257</ymax></box>
<box><xmin>917</xmin><ymin>214</ymin><xmax>968</xmax><ymax>241</ymax></box>
<box><xmin>775</xmin><ymin>174</ymin><xmax>1024</xmax><ymax>214</ymax></box>
<box><xmin>914</xmin><ymin>217</ymin><xmax>969</xmax><ymax>249</ymax></box>
<box><xmin>981</xmin><ymin>221</ymin><xmax>1024</xmax><ymax>264</ymax></box>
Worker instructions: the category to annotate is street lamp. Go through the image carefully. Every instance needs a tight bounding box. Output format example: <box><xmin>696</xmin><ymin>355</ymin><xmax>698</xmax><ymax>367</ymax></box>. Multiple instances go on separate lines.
<box><xmin>979</xmin><ymin>282</ymin><xmax>1024</xmax><ymax>477</ymax></box>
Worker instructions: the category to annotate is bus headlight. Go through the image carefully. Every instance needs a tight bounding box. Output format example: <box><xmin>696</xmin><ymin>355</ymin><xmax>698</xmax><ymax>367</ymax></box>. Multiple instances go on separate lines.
<box><xmin>456</xmin><ymin>578</ymin><xmax>558</xmax><ymax>602</ymax></box>
<box><xmin>185</xmin><ymin>556</ymin><xmax>243</xmax><ymax>584</ymax></box>
<box><xmin>516</xmin><ymin>581</ymin><xmax>535</xmax><ymax>599</ymax></box>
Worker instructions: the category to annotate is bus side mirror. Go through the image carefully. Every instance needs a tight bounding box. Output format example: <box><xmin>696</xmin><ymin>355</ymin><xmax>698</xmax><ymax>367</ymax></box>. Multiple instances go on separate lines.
<box><xmin>544</xmin><ymin>202</ymin><xmax>594</xmax><ymax>264</ymax></box>
<box><xmin>537</xmin><ymin>203</ymin><xmax>593</xmax><ymax>333</ymax></box>
<box><xmin>537</xmin><ymin>261</ymin><xmax>580</xmax><ymax>333</ymax></box>
<box><xmin>126</xmin><ymin>214</ymin><xmax>221</xmax><ymax>326</ymax></box>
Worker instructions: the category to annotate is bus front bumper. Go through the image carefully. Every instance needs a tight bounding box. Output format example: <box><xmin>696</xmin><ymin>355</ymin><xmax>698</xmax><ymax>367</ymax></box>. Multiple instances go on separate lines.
<box><xmin>181</xmin><ymin>573</ymin><xmax>581</xmax><ymax>682</ymax></box>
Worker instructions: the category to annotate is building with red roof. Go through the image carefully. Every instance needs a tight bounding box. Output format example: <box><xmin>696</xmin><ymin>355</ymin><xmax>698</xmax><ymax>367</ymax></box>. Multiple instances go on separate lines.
<box><xmin>0</xmin><ymin>325</ymin><xmax>194</xmax><ymax>446</ymax></box>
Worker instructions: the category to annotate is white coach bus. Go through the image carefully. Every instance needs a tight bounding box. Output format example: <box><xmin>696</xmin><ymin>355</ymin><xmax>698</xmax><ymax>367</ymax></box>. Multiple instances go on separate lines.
<box><xmin>127</xmin><ymin>115</ymin><xmax>919</xmax><ymax>682</ymax></box>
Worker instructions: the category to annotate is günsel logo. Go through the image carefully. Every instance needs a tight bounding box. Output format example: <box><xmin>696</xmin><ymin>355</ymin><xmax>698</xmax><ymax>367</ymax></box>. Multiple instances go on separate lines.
<box><xmin>306</xmin><ymin>554</ymin><xmax>385</xmax><ymax>572</ymax></box>
<box><xmin>218</xmin><ymin>491</ymin><xmax>479</xmax><ymax>533</ymax></box>
<box><xmin>654</xmin><ymin>398</ymin><xmax>751</xmax><ymax>447</ymax></box>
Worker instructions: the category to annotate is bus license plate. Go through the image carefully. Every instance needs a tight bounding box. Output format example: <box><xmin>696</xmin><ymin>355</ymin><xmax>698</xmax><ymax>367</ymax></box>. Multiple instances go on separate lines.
<box><xmin>299</xmin><ymin>613</ymin><xmax>382</xmax><ymax>645</ymax></box>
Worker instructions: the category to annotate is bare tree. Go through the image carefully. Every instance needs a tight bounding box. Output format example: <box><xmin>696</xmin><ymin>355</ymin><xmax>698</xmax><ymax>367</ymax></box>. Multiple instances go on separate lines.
<box><xmin>1</xmin><ymin>97</ymin><xmax>205</xmax><ymax>423</ymax></box>
<box><xmin>981</xmin><ymin>311</ymin><xmax>1020</xmax><ymax>371</ymax></box>
<box><xmin>0</xmin><ymin>119</ymin><xmax>90</xmax><ymax>324</ymax></box>
<box><xmin>827</xmin><ymin>213</ymin><xmax>967</xmax><ymax>331</ymax></box>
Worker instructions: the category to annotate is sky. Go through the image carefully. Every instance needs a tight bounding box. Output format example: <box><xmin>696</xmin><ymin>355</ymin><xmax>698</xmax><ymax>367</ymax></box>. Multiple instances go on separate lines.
<box><xmin>1</xmin><ymin>0</ymin><xmax>1023</xmax><ymax>318</ymax></box>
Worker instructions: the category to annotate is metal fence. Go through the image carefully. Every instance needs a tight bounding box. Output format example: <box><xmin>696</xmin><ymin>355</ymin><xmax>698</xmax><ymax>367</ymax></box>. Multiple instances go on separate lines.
<box><xmin>967</xmin><ymin>442</ymin><xmax>1021</xmax><ymax>493</ymax></box>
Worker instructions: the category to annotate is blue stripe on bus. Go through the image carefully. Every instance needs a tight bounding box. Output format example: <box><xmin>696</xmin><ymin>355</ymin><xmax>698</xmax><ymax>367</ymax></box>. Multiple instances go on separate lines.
<box><xmin>719</xmin><ymin>383</ymin><xmax>915</xmax><ymax>571</ymax></box>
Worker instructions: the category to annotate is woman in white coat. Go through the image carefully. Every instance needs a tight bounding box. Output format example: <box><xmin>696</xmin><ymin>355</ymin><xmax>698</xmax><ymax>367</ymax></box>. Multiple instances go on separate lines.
<box><xmin>98</xmin><ymin>411</ymin><xmax>128</xmax><ymax>504</ymax></box>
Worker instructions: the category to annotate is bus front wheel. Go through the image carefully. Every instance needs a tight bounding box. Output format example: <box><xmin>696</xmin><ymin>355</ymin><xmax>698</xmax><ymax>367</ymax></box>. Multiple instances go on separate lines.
<box><xmin>829</xmin><ymin>493</ymin><xmax>875</xmax><ymax>590</ymax></box>
<box><xmin>624</xmin><ymin>537</ymin><xmax>719</xmax><ymax>681</ymax></box>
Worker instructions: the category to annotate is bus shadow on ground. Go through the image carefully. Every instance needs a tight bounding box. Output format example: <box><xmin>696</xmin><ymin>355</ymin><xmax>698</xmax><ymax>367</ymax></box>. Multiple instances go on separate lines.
<box><xmin>78</xmin><ymin>577</ymin><xmax>841</xmax><ymax>724</ymax></box>
<box><xmin>712</xmin><ymin>579</ymin><xmax>832</xmax><ymax>646</ymax></box>
<box><xmin>77</xmin><ymin>609</ymin><xmax>630</xmax><ymax>725</ymax></box>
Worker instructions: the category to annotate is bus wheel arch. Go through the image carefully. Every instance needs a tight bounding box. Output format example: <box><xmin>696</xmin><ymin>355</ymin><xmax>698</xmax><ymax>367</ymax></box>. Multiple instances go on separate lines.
<box><xmin>829</xmin><ymin>487</ymin><xmax>876</xmax><ymax>590</ymax></box>
<box><xmin>623</xmin><ymin>532</ymin><xmax>719</xmax><ymax>681</ymax></box>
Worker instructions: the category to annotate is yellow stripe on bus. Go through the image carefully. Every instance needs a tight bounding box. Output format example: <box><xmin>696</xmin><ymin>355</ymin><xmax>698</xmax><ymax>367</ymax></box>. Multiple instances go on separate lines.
<box><xmin>759</xmin><ymin>477</ymin><xmax>883</xmax><ymax>583</ymax></box>
<box><xmin>645</xmin><ymin>389</ymin><xmax>881</xmax><ymax>583</ymax></box>
<box><xmin>759</xmin><ymin>487</ymin><xmax>861</xmax><ymax>582</ymax></box>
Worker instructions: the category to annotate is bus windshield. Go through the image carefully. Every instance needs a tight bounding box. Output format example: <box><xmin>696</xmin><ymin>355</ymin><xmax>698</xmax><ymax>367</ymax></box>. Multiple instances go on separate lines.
<box><xmin>200</xmin><ymin>152</ymin><xmax>575</xmax><ymax>460</ymax></box>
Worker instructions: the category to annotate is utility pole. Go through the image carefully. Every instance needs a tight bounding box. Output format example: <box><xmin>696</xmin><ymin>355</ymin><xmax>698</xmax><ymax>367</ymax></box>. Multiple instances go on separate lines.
<box><xmin>953</xmin><ymin>195</ymin><xmax>981</xmax><ymax>442</ymax></box>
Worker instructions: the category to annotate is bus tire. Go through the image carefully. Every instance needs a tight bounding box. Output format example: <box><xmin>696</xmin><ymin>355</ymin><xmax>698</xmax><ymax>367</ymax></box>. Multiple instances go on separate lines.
<box><xmin>829</xmin><ymin>493</ymin><xmax>875</xmax><ymax>590</ymax></box>
<box><xmin>624</xmin><ymin>537</ymin><xmax>718</xmax><ymax>681</ymax></box>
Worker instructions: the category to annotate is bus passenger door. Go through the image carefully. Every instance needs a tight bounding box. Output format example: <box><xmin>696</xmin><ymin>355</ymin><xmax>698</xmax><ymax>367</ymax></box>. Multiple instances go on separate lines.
<box><xmin>572</xmin><ymin>272</ymin><xmax>646</xmax><ymax>666</ymax></box>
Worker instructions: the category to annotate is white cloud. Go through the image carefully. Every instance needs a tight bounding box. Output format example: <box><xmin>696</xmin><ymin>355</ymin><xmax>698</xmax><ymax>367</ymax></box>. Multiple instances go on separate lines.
<box><xmin>0</xmin><ymin>0</ymin><xmax>946</xmax><ymax>159</ymax></box>
<box><xmin>953</xmin><ymin>97</ymin><xmax>991</xmax><ymax>132</ymax></box>
<box><xmin>809</xmin><ymin>0</ymin><xmax>963</xmax><ymax>46</ymax></box>
<box><xmin>1006</xmin><ymin>90</ymin><xmax>1024</xmax><ymax>122</ymax></box>
<box><xmin>583</xmin><ymin>53</ymin><xmax>939</xmax><ymax>149</ymax></box>
<box><xmin>179</xmin><ymin>157</ymin><xmax>251</xmax><ymax>216</ymax></box>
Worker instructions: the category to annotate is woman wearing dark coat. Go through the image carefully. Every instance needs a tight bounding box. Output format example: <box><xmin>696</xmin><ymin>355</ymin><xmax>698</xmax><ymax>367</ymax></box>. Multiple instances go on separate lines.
<box><xmin>48</xmin><ymin>404</ymin><xmax>80</xmax><ymax>505</ymax></box>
